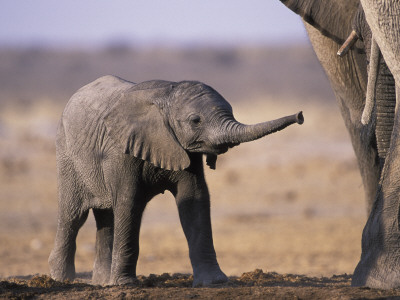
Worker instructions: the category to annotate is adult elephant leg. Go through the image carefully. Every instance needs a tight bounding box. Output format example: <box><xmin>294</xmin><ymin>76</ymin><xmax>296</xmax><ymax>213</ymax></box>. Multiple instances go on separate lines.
<box><xmin>92</xmin><ymin>208</ymin><xmax>114</xmax><ymax>285</ymax></box>
<box><xmin>175</xmin><ymin>154</ymin><xmax>227</xmax><ymax>287</ymax></box>
<box><xmin>352</xmin><ymin>0</ymin><xmax>400</xmax><ymax>288</ymax></box>
<box><xmin>353</xmin><ymin>86</ymin><xmax>400</xmax><ymax>289</ymax></box>
<box><xmin>359</xmin><ymin>0</ymin><xmax>400</xmax><ymax>85</ymax></box>
<box><xmin>305</xmin><ymin>24</ymin><xmax>381</xmax><ymax>213</ymax></box>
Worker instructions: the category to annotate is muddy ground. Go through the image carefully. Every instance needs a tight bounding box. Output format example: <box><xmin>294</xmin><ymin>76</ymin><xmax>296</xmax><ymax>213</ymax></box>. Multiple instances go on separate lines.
<box><xmin>2</xmin><ymin>97</ymin><xmax>400</xmax><ymax>299</ymax></box>
<box><xmin>4</xmin><ymin>271</ymin><xmax>400</xmax><ymax>299</ymax></box>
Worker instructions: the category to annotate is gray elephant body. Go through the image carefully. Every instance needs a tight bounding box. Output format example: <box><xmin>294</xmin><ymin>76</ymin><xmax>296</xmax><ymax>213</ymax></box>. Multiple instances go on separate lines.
<box><xmin>49</xmin><ymin>75</ymin><xmax>302</xmax><ymax>286</ymax></box>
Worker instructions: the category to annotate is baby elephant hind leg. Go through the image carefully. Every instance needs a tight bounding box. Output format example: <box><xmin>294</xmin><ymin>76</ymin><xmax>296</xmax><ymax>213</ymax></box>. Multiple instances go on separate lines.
<box><xmin>48</xmin><ymin>201</ymin><xmax>89</xmax><ymax>282</ymax></box>
<box><xmin>92</xmin><ymin>208</ymin><xmax>114</xmax><ymax>285</ymax></box>
<box><xmin>49</xmin><ymin>156</ymin><xmax>89</xmax><ymax>282</ymax></box>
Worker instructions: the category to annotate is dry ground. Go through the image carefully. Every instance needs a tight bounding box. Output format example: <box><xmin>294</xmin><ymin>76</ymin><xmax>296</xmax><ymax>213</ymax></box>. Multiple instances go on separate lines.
<box><xmin>2</xmin><ymin>97</ymin><xmax>400</xmax><ymax>298</ymax></box>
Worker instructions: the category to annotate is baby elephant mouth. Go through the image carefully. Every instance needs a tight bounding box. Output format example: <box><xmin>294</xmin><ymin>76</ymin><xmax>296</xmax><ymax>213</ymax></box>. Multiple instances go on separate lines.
<box><xmin>187</xmin><ymin>141</ymin><xmax>240</xmax><ymax>155</ymax></box>
<box><xmin>214</xmin><ymin>142</ymin><xmax>240</xmax><ymax>154</ymax></box>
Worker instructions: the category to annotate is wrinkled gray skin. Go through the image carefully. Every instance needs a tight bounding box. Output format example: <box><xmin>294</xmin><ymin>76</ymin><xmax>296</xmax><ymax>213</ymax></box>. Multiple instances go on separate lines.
<box><xmin>48</xmin><ymin>75</ymin><xmax>303</xmax><ymax>286</ymax></box>
<box><xmin>278</xmin><ymin>0</ymin><xmax>398</xmax><ymax>289</ymax></box>
<box><xmin>351</xmin><ymin>0</ymin><xmax>400</xmax><ymax>289</ymax></box>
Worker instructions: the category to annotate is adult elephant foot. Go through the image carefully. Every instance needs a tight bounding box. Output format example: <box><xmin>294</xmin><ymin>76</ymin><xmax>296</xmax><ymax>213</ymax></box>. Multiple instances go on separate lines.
<box><xmin>192</xmin><ymin>265</ymin><xmax>228</xmax><ymax>287</ymax></box>
<box><xmin>352</xmin><ymin>141</ymin><xmax>400</xmax><ymax>289</ymax></box>
<box><xmin>353</xmin><ymin>254</ymin><xmax>400</xmax><ymax>289</ymax></box>
<box><xmin>352</xmin><ymin>212</ymin><xmax>400</xmax><ymax>289</ymax></box>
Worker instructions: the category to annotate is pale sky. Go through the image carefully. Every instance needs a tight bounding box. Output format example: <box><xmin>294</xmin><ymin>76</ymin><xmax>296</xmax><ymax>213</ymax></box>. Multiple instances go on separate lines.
<box><xmin>0</xmin><ymin>0</ymin><xmax>307</xmax><ymax>47</ymax></box>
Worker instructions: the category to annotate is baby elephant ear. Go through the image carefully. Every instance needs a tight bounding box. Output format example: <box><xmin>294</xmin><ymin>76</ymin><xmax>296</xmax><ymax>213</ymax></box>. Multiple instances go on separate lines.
<box><xmin>104</xmin><ymin>90</ymin><xmax>190</xmax><ymax>171</ymax></box>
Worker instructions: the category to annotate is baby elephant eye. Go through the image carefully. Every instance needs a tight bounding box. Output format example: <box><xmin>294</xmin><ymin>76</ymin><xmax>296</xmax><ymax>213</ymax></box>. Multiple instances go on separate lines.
<box><xmin>189</xmin><ymin>115</ymin><xmax>201</xmax><ymax>125</ymax></box>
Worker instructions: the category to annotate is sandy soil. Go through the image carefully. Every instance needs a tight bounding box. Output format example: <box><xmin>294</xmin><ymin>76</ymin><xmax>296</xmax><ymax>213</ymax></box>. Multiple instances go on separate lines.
<box><xmin>1</xmin><ymin>98</ymin><xmax>399</xmax><ymax>299</ymax></box>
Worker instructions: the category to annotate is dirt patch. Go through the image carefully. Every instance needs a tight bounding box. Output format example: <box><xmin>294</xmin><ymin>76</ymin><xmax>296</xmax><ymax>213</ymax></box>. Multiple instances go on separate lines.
<box><xmin>2</xmin><ymin>271</ymin><xmax>399</xmax><ymax>299</ymax></box>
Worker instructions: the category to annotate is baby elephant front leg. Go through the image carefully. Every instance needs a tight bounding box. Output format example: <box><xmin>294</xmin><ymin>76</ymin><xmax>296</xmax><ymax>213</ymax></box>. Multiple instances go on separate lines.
<box><xmin>176</xmin><ymin>178</ymin><xmax>228</xmax><ymax>287</ymax></box>
<box><xmin>109</xmin><ymin>195</ymin><xmax>146</xmax><ymax>285</ymax></box>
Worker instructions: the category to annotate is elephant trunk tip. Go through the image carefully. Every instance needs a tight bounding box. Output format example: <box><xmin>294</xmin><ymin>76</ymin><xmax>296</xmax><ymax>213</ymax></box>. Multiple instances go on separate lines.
<box><xmin>296</xmin><ymin>111</ymin><xmax>304</xmax><ymax>125</ymax></box>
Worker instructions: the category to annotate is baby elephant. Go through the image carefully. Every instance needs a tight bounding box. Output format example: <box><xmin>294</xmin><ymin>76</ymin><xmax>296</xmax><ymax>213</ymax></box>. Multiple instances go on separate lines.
<box><xmin>49</xmin><ymin>75</ymin><xmax>303</xmax><ymax>286</ymax></box>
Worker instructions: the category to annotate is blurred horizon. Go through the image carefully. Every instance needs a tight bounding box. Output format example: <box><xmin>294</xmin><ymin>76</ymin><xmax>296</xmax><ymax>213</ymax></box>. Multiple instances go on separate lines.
<box><xmin>0</xmin><ymin>45</ymin><xmax>335</xmax><ymax>106</ymax></box>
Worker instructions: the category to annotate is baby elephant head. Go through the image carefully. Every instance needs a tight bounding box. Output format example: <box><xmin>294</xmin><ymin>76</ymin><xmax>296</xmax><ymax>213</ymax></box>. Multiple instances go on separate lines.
<box><xmin>106</xmin><ymin>80</ymin><xmax>303</xmax><ymax>171</ymax></box>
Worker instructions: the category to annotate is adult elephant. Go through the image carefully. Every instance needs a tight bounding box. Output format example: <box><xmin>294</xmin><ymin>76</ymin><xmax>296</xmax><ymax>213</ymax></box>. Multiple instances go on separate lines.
<box><xmin>351</xmin><ymin>0</ymin><xmax>400</xmax><ymax>289</ymax></box>
<box><xmin>278</xmin><ymin>0</ymin><xmax>399</xmax><ymax>289</ymax></box>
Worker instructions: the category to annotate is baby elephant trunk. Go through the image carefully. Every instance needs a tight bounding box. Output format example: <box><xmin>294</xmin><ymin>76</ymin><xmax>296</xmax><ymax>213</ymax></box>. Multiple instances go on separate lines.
<box><xmin>225</xmin><ymin>111</ymin><xmax>303</xmax><ymax>144</ymax></box>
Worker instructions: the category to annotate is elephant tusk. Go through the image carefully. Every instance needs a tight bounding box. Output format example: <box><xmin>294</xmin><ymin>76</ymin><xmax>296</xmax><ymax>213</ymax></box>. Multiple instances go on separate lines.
<box><xmin>361</xmin><ymin>38</ymin><xmax>380</xmax><ymax>125</ymax></box>
<box><xmin>337</xmin><ymin>30</ymin><xmax>359</xmax><ymax>57</ymax></box>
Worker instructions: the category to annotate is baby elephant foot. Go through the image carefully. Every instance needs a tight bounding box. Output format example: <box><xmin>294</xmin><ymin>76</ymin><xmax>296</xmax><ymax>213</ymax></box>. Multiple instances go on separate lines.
<box><xmin>92</xmin><ymin>258</ymin><xmax>112</xmax><ymax>285</ymax></box>
<box><xmin>108</xmin><ymin>274</ymin><xmax>139</xmax><ymax>286</ymax></box>
<box><xmin>92</xmin><ymin>270</ymin><xmax>110</xmax><ymax>286</ymax></box>
<box><xmin>192</xmin><ymin>265</ymin><xmax>228</xmax><ymax>287</ymax></box>
<box><xmin>48</xmin><ymin>251</ymin><xmax>75</xmax><ymax>282</ymax></box>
